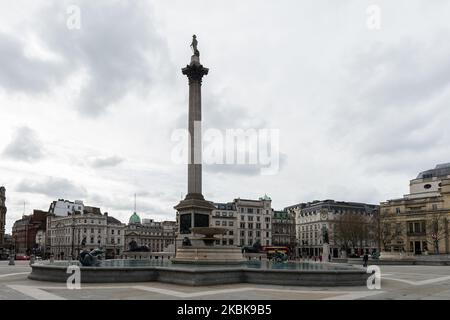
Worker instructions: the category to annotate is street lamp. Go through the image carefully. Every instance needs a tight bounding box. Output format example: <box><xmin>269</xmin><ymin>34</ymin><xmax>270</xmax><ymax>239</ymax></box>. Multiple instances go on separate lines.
<box><xmin>71</xmin><ymin>209</ymin><xmax>76</xmax><ymax>260</ymax></box>
<box><xmin>77</xmin><ymin>229</ymin><xmax>81</xmax><ymax>259</ymax></box>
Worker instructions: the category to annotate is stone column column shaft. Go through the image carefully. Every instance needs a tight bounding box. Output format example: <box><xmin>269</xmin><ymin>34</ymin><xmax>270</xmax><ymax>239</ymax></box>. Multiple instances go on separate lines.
<box><xmin>182</xmin><ymin>57</ymin><xmax>209</xmax><ymax>198</ymax></box>
<box><xmin>188</xmin><ymin>77</ymin><xmax>202</xmax><ymax>195</ymax></box>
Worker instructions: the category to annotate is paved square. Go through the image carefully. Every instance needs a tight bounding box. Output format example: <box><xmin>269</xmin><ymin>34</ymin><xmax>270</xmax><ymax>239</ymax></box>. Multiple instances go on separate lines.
<box><xmin>1</xmin><ymin>261</ymin><xmax>450</xmax><ymax>300</ymax></box>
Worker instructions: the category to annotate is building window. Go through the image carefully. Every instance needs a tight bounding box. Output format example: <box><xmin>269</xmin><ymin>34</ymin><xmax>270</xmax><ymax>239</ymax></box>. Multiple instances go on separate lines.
<box><xmin>229</xmin><ymin>230</ymin><xmax>234</xmax><ymax>235</ymax></box>
<box><xmin>111</xmin><ymin>230</ymin><xmax>115</xmax><ymax>235</ymax></box>
<box><xmin>118</xmin><ymin>230</ymin><xmax>120</xmax><ymax>235</ymax></box>
<box><xmin>248</xmin><ymin>231</ymin><xmax>253</xmax><ymax>237</ymax></box>
<box><xmin>256</xmin><ymin>223</ymin><xmax>261</xmax><ymax>229</ymax></box>
<box><xmin>222</xmin><ymin>221</ymin><xmax>226</xmax><ymax>226</ymax></box>
<box><xmin>215</xmin><ymin>221</ymin><xmax>220</xmax><ymax>226</ymax></box>
<box><xmin>241</xmin><ymin>215</ymin><xmax>245</xmax><ymax>220</ymax></box>
<box><xmin>229</xmin><ymin>239</ymin><xmax>234</xmax><ymax>245</ymax></box>
<box><xmin>248</xmin><ymin>208</ymin><xmax>253</xmax><ymax>213</ymax></box>
<box><xmin>248</xmin><ymin>223</ymin><xmax>253</xmax><ymax>229</ymax></box>
<box><xmin>229</xmin><ymin>221</ymin><xmax>234</xmax><ymax>227</ymax></box>
<box><xmin>396</xmin><ymin>208</ymin><xmax>401</xmax><ymax>214</ymax></box>
<box><xmin>240</xmin><ymin>223</ymin><xmax>245</xmax><ymax>228</ymax></box>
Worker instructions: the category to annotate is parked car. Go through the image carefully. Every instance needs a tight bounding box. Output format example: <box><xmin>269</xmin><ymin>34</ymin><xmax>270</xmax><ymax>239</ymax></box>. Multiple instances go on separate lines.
<box><xmin>15</xmin><ymin>254</ymin><xmax>29</xmax><ymax>260</ymax></box>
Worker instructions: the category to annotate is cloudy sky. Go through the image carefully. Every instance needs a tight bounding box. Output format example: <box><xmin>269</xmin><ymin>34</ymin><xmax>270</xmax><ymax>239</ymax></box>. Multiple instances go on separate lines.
<box><xmin>1</xmin><ymin>0</ymin><xmax>450</xmax><ymax>233</ymax></box>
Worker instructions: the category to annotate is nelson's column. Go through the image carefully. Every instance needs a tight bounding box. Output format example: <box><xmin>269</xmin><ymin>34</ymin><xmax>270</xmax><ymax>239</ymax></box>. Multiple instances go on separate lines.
<box><xmin>174</xmin><ymin>35</ymin><xmax>216</xmax><ymax>242</ymax></box>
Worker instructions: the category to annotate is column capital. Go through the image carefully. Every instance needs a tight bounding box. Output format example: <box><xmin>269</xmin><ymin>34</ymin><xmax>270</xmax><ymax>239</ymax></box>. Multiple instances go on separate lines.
<box><xmin>182</xmin><ymin>63</ymin><xmax>209</xmax><ymax>83</ymax></box>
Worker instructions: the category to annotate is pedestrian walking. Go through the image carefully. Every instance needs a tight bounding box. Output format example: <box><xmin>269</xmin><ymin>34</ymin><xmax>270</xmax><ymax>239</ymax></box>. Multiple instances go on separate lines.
<box><xmin>363</xmin><ymin>253</ymin><xmax>369</xmax><ymax>267</ymax></box>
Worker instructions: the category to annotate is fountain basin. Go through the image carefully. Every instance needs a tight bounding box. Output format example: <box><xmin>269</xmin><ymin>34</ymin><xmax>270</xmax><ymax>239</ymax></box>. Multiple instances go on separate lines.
<box><xmin>28</xmin><ymin>260</ymin><xmax>369</xmax><ymax>286</ymax></box>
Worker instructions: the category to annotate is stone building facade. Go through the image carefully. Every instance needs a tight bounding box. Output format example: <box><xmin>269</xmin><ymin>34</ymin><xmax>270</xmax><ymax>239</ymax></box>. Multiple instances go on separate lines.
<box><xmin>287</xmin><ymin>200</ymin><xmax>378</xmax><ymax>258</ymax></box>
<box><xmin>0</xmin><ymin>187</ymin><xmax>6</xmax><ymax>246</ymax></box>
<box><xmin>380</xmin><ymin>164</ymin><xmax>450</xmax><ymax>255</ymax></box>
<box><xmin>47</xmin><ymin>207</ymin><xmax>125</xmax><ymax>259</ymax></box>
<box><xmin>271</xmin><ymin>210</ymin><xmax>296</xmax><ymax>251</ymax></box>
<box><xmin>211</xmin><ymin>202</ymin><xmax>237</xmax><ymax>246</ymax></box>
<box><xmin>12</xmin><ymin>210</ymin><xmax>49</xmax><ymax>254</ymax></box>
<box><xmin>125</xmin><ymin>212</ymin><xmax>176</xmax><ymax>252</ymax></box>
<box><xmin>209</xmin><ymin>196</ymin><xmax>273</xmax><ymax>247</ymax></box>
<box><xmin>236</xmin><ymin>196</ymin><xmax>273</xmax><ymax>247</ymax></box>
<box><xmin>48</xmin><ymin>199</ymin><xmax>85</xmax><ymax>216</ymax></box>
<box><xmin>175</xmin><ymin>196</ymin><xmax>273</xmax><ymax>248</ymax></box>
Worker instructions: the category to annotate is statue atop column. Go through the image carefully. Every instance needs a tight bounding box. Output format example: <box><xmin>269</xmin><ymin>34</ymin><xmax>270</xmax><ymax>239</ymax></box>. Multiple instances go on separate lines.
<box><xmin>190</xmin><ymin>34</ymin><xmax>200</xmax><ymax>57</ymax></box>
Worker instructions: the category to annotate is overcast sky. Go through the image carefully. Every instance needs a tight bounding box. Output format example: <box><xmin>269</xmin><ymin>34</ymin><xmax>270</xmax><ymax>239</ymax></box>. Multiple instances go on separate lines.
<box><xmin>1</xmin><ymin>0</ymin><xmax>450</xmax><ymax>233</ymax></box>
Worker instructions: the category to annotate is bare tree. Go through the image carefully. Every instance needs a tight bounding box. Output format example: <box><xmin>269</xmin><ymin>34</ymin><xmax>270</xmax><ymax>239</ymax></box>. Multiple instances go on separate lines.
<box><xmin>426</xmin><ymin>213</ymin><xmax>448</xmax><ymax>254</ymax></box>
<box><xmin>334</xmin><ymin>213</ymin><xmax>371</xmax><ymax>253</ymax></box>
<box><xmin>372</xmin><ymin>210</ymin><xmax>406</xmax><ymax>253</ymax></box>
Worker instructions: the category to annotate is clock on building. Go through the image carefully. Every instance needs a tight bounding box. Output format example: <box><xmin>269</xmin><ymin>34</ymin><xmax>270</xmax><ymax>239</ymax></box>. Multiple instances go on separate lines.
<box><xmin>320</xmin><ymin>211</ymin><xmax>328</xmax><ymax>220</ymax></box>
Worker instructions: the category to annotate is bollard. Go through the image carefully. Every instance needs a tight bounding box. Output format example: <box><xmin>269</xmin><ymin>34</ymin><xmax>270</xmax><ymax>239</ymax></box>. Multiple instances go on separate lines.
<box><xmin>8</xmin><ymin>254</ymin><xmax>15</xmax><ymax>266</ymax></box>
<box><xmin>29</xmin><ymin>255</ymin><xmax>35</xmax><ymax>266</ymax></box>
<box><xmin>50</xmin><ymin>255</ymin><xmax>55</xmax><ymax>264</ymax></box>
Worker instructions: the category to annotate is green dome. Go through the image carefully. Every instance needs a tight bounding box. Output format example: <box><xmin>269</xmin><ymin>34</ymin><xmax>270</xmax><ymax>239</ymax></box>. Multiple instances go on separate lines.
<box><xmin>129</xmin><ymin>212</ymin><xmax>141</xmax><ymax>224</ymax></box>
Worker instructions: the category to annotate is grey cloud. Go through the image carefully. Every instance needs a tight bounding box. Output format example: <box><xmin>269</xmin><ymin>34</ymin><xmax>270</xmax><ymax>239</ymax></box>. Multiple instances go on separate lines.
<box><xmin>16</xmin><ymin>177</ymin><xmax>87</xmax><ymax>199</ymax></box>
<box><xmin>2</xmin><ymin>126</ymin><xmax>44</xmax><ymax>162</ymax></box>
<box><xmin>328</xmin><ymin>35</ymin><xmax>450</xmax><ymax>168</ymax></box>
<box><xmin>89</xmin><ymin>193</ymin><xmax>172</xmax><ymax>220</ymax></box>
<box><xmin>91</xmin><ymin>156</ymin><xmax>124</xmax><ymax>168</ymax></box>
<box><xmin>0</xmin><ymin>0</ymin><xmax>172</xmax><ymax>116</ymax></box>
<box><xmin>349</xmin><ymin>37</ymin><xmax>450</xmax><ymax>109</ymax></box>
<box><xmin>0</xmin><ymin>33</ymin><xmax>67</xmax><ymax>93</ymax></box>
